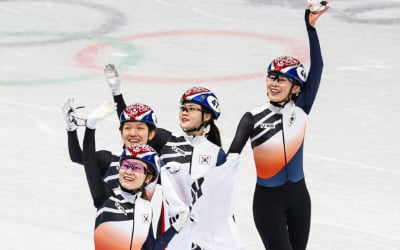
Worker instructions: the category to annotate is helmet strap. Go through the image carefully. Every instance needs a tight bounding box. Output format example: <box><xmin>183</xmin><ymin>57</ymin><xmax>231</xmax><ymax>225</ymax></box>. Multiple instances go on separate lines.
<box><xmin>182</xmin><ymin>121</ymin><xmax>207</xmax><ymax>133</ymax></box>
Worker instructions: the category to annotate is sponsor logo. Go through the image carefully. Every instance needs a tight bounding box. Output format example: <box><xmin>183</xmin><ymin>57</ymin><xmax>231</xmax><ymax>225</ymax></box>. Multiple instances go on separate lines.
<box><xmin>114</xmin><ymin>201</ymin><xmax>127</xmax><ymax>215</ymax></box>
<box><xmin>260</xmin><ymin>123</ymin><xmax>275</xmax><ymax>129</ymax></box>
<box><xmin>172</xmin><ymin>145</ymin><xmax>186</xmax><ymax>156</ymax></box>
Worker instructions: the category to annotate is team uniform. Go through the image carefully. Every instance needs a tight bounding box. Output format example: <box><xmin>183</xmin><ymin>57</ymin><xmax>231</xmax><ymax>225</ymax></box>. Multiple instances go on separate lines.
<box><xmin>228</xmin><ymin>11</ymin><xmax>324</xmax><ymax>250</ymax></box>
<box><xmin>113</xmin><ymin>89</ymin><xmax>244</xmax><ymax>249</ymax></box>
<box><xmin>158</xmin><ymin>132</ymin><xmax>226</xmax><ymax>178</ymax></box>
<box><xmin>82</xmin><ymin>128</ymin><xmax>176</xmax><ymax>250</ymax></box>
<box><xmin>67</xmin><ymin>102</ymin><xmax>162</xmax><ymax>190</ymax></box>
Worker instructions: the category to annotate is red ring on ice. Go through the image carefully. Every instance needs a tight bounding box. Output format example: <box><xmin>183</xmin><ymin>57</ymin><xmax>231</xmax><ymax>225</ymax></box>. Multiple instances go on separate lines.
<box><xmin>76</xmin><ymin>30</ymin><xmax>308</xmax><ymax>83</ymax></box>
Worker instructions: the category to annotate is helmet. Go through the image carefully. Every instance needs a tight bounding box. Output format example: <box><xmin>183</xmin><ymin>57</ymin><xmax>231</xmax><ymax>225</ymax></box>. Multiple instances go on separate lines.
<box><xmin>120</xmin><ymin>103</ymin><xmax>158</xmax><ymax>129</ymax></box>
<box><xmin>120</xmin><ymin>143</ymin><xmax>160</xmax><ymax>179</ymax></box>
<box><xmin>180</xmin><ymin>87</ymin><xmax>221</xmax><ymax>119</ymax></box>
<box><xmin>267</xmin><ymin>56</ymin><xmax>307</xmax><ymax>88</ymax></box>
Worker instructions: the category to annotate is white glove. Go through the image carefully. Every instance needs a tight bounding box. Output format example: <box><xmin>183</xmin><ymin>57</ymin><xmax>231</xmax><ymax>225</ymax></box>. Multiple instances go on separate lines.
<box><xmin>308</xmin><ymin>0</ymin><xmax>328</xmax><ymax>13</ymax></box>
<box><xmin>62</xmin><ymin>97</ymin><xmax>78</xmax><ymax>131</ymax></box>
<box><xmin>86</xmin><ymin>101</ymin><xmax>116</xmax><ymax>129</ymax></box>
<box><xmin>165</xmin><ymin>161</ymin><xmax>182</xmax><ymax>174</ymax></box>
<box><xmin>171</xmin><ymin>208</ymin><xmax>190</xmax><ymax>233</ymax></box>
<box><xmin>104</xmin><ymin>64</ymin><xmax>122</xmax><ymax>96</ymax></box>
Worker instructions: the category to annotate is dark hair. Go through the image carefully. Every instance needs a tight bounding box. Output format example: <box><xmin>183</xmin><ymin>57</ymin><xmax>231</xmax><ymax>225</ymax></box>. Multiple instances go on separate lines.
<box><xmin>146</xmin><ymin>165</ymin><xmax>156</xmax><ymax>181</ymax></box>
<box><xmin>141</xmin><ymin>164</ymin><xmax>156</xmax><ymax>201</ymax></box>
<box><xmin>206</xmin><ymin>119</ymin><xmax>222</xmax><ymax>147</ymax></box>
<box><xmin>199</xmin><ymin>106</ymin><xmax>221</xmax><ymax>147</ymax></box>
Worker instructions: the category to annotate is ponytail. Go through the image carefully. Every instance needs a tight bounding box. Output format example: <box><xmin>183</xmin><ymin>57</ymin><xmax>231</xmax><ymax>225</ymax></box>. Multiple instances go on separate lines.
<box><xmin>206</xmin><ymin>119</ymin><xmax>222</xmax><ymax>147</ymax></box>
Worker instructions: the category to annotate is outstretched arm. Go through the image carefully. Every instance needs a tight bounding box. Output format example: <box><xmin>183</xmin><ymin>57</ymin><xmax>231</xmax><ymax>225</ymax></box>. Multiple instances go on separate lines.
<box><xmin>62</xmin><ymin>98</ymin><xmax>84</xmax><ymax>163</ymax></box>
<box><xmin>67</xmin><ymin>130</ymin><xmax>83</xmax><ymax>163</ymax></box>
<box><xmin>104</xmin><ymin>64</ymin><xmax>127</xmax><ymax>118</ymax></box>
<box><xmin>83</xmin><ymin>128</ymin><xmax>113</xmax><ymax>208</ymax></box>
<box><xmin>296</xmin><ymin>4</ymin><xmax>329</xmax><ymax>114</ymax></box>
<box><xmin>67</xmin><ymin>132</ymin><xmax>117</xmax><ymax>177</ymax></box>
<box><xmin>63</xmin><ymin>98</ymin><xmax>117</xmax><ymax>177</ymax></box>
<box><xmin>104</xmin><ymin>64</ymin><xmax>172</xmax><ymax>154</ymax></box>
<box><xmin>307</xmin><ymin>1</ymin><xmax>330</xmax><ymax>28</ymax></box>
<box><xmin>82</xmin><ymin>101</ymin><xmax>116</xmax><ymax>208</ymax></box>
<box><xmin>228</xmin><ymin>112</ymin><xmax>254</xmax><ymax>154</ymax></box>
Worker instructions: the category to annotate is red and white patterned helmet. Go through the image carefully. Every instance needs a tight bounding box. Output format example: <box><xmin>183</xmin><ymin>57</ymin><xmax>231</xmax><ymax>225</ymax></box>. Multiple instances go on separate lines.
<box><xmin>120</xmin><ymin>103</ymin><xmax>158</xmax><ymax>128</ymax></box>
<box><xmin>120</xmin><ymin>143</ymin><xmax>160</xmax><ymax>178</ymax></box>
<box><xmin>267</xmin><ymin>56</ymin><xmax>307</xmax><ymax>88</ymax></box>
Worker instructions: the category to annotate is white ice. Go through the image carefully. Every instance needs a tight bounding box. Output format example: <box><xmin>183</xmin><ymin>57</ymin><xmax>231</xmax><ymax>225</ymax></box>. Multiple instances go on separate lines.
<box><xmin>1</xmin><ymin>0</ymin><xmax>399</xmax><ymax>249</ymax></box>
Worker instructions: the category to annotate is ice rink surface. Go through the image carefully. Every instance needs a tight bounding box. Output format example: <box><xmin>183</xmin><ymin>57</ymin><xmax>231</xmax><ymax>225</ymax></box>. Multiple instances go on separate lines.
<box><xmin>1</xmin><ymin>0</ymin><xmax>400</xmax><ymax>249</ymax></box>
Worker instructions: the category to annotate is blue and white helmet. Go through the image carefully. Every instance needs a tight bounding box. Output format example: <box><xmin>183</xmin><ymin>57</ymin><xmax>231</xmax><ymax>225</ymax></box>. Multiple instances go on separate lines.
<box><xmin>180</xmin><ymin>87</ymin><xmax>221</xmax><ymax>119</ymax></box>
<box><xmin>120</xmin><ymin>103</ymin><xmax>158</xmax><ymax>130</ymax></box>
<box><xmin>267</xmin><ymin>56</ymin><xmax>307</xmax><ymax>88</ymax></box>
<box><xmin>120</xmin><ymin>143</ymin><xmax>160</xmax><ymax>180</ymax></box>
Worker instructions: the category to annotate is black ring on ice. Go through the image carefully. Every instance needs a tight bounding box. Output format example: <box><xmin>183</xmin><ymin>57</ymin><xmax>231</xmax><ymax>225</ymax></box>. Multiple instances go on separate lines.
<box><xmin>0</xmin><ymin>0</ymin><xmax>126</xmax><ymax>47</ymax></box>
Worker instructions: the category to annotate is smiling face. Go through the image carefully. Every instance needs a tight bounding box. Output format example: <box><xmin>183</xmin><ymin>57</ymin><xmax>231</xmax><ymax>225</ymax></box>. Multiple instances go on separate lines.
<box><xmin>119</xmin><ymin>158</ymin><xmax>152</xmax><ymax>191</ymax></box>
<box><xmin>266</xmin><ymin>73</ymin><xmax>301</xmax><ymax>103</ymax></box>
<box><xmin>179</xmin><ymin>102</ymin><xmax>211</xmax><ymax>136</ymax></box>
<box><xmin>121</xmin><ymin>121</ymin><xmax>155</xmax><ymax>148</ymax></box>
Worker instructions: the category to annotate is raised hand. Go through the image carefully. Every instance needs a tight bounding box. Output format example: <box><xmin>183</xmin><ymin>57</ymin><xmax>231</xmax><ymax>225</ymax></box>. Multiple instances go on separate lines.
<box><xmin>86</xmin><ymin>101</ymin><xmax>117</xmax><ymax>129</ymax></box>
<box><xmin>104</xmin><ymin>64</ymin><xmax>122</xmax><ymax>96</ymax></box>
<box><xmin>307</xmin><ymin>0</ymin><xmax>330</xmax><ymax>28</ymax></box>
<box><xmin>62</xmin><ymin>97</ymin><xmax>79</xmax><ymax>131</ymax></box>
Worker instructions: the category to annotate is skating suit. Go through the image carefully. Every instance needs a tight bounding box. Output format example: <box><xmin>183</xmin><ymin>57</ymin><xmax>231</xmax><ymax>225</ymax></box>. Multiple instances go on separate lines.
<box><xmin>113</xmin><ymin>91</ymin><xmax>239</xmax><ymax>249</ymax></box>
<box><xmin>228</xmin><ymin>19</ymin><xmax>323</xmax><ymax>250</ymax></box>
<box><xmin>159</xmin><ymin>132</ymin><xmax>226</xmax><ymax>178</ymax></box>
<box><xmin>94</xmin><ymin>188</ymin><xmax>153</xmax><ymax>250</ymax></box>
<box><xmin>82</xmin><ymin>128</ymin><xmax>176</xmax><ymax>250</ymax></box>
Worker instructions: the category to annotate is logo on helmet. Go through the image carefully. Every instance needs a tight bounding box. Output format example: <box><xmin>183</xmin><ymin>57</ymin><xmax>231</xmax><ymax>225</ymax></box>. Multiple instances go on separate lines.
<box><xmin>207</xmin><ymin>96</ymin><xmax>220</xmax><ymax>114</ymax></box>
<box><xmin>296</xmin><ymin>66</ymin><xmax>307</xmax><ymax>83</ymax></box>
<box><xmin>151</xmin><ymin>113</ymin><xmax>158</xmax><ymax>125</ymax></box>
